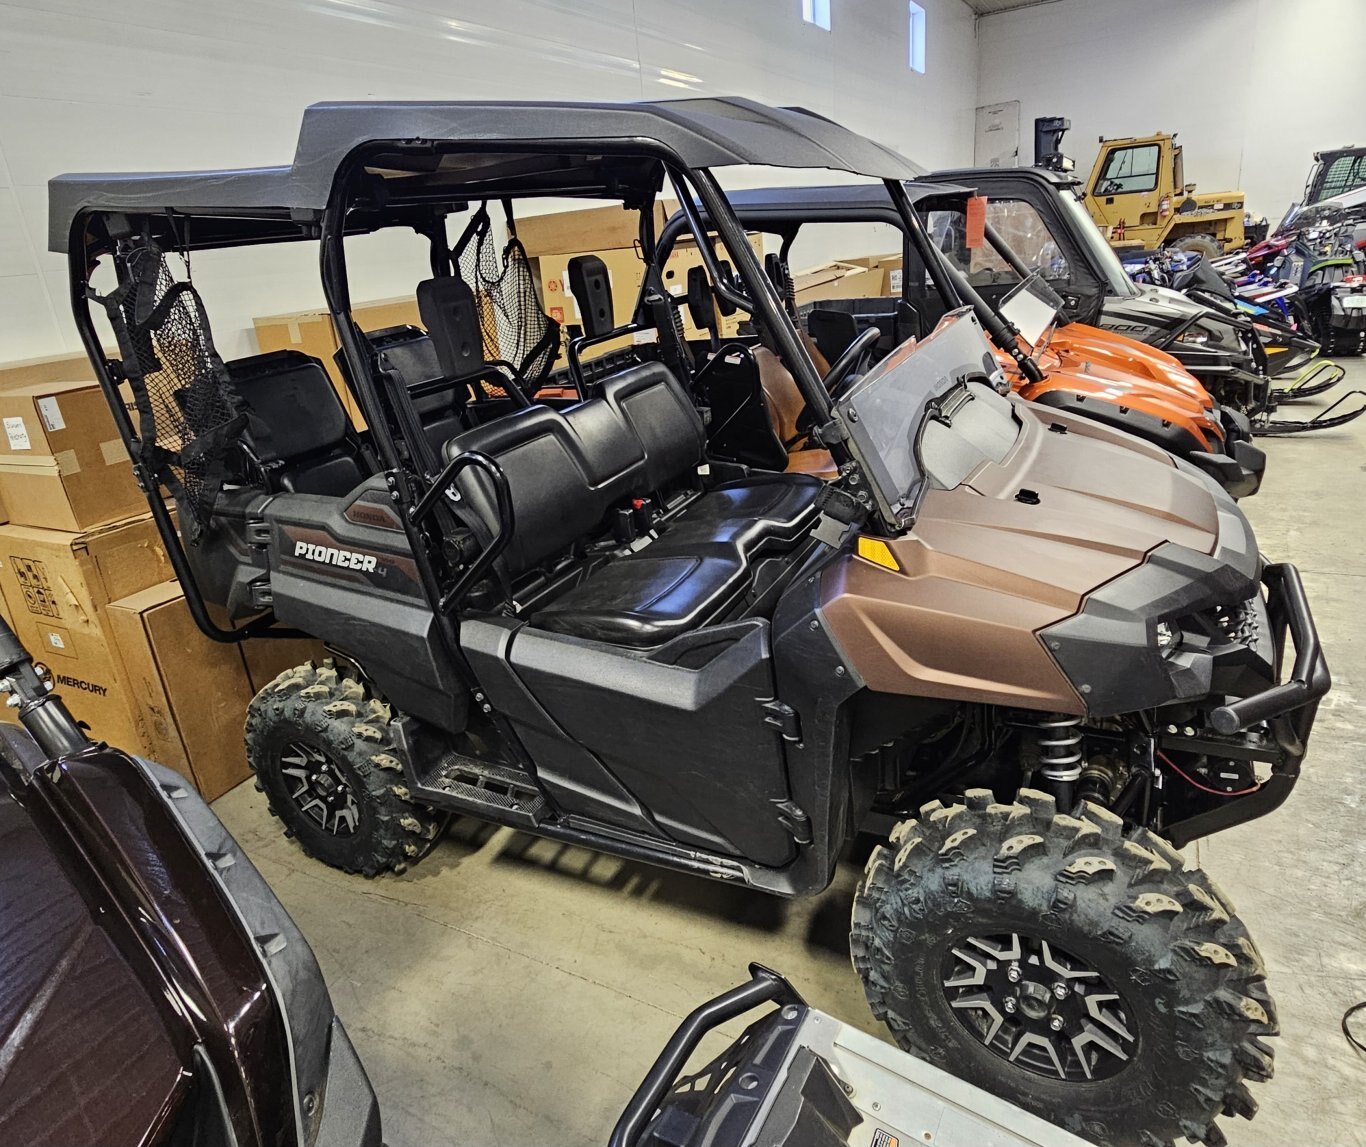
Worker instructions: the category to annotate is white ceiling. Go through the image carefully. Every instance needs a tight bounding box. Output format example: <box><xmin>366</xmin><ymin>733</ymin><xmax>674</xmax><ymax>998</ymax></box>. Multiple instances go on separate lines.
<box><xmin>961</xmin><ymin>0</ymin><xmax>1062</xmax><ymax>16</ymax></box>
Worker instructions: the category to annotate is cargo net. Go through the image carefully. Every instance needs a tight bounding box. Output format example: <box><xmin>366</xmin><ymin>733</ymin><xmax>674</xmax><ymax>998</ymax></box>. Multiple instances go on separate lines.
<box><xmin>455</xmin><ymin>203</ymin><xmax>560</xmax><ymax>394</ymax></box>
<box><xmin>101</xmin><ymin>241</ymin><xmax>241</xmax><ymax>539</ymax></box>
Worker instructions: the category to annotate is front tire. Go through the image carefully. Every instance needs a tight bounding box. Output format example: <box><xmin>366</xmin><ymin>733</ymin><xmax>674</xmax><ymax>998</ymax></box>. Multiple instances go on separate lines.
<box><xmin>1172</xmin><ymin>234</ymin><xmax>1222</xmax><ymax>260</ymax></box>
<box><xmin>245</xmin><ymin>660</ymin><xmax>446</xmax><ymax>876</ymax></box>
<box><xmin>851</xmin><ymin>789</ymin><xmax>1275</xmax><ymax>1147</ymax></box>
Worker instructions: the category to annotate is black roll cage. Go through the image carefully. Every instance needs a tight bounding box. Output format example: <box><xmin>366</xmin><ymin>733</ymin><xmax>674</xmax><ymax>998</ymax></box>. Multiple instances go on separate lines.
<box><xmin>657</xmin><ymin>181</ymin><xmax>1046</xmax><ymax>384</ymax></box>
<box><xmin>63</xmin><ymin>134</ymin><xmax>906</xmax><ymax>651</ymax></box>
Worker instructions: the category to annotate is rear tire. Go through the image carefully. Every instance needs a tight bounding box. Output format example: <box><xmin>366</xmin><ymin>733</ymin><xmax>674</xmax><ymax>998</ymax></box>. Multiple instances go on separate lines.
<box><xmin>245</xmin><ymin>660</ymin><xmax>446</xmax><ymax>876</ymax></box>
<box><xmin>851</xmin><ymin>788</ymin><xmax>1275</xmax><ymax>1147</ymax></box>
<box><xmin>1172</xmin><ymin>234</ymin><xmax>1222</xmax><ymax>260</ymax></box>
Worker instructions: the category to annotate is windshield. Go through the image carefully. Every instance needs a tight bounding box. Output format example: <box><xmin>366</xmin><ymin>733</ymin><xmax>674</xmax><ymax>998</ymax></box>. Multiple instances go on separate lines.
<box><xmin>1311</xmin><ymin>151</ymin><xmax>1366</xmax><ymax>204</ymax></box>
<box><xmin>1097</xmin><ymin>144</ymin><xmax>1161</xmax><ymax>194</ymax></box>
<box><xmin>838</xmin><ymin>309</ymin><xmax>1017</xmax><ymax>521</ymax></box>
<box><xmin>1054</xmin><ymin>185</ymin><xmax>1139</xmax><ymax>296</ymax></box>
<box><xmin>1291</xmin><ymin>185</ymin><xmax>1366</xmax><ymax>231</ymax></box>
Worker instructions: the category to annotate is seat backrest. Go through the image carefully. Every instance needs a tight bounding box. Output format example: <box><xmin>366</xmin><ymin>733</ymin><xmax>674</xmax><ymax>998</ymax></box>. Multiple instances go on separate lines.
<box><xmin>600</xmin><ymin>362</ymin><xmax>706</xmax><ymax>492</ymax></box>
<box><xmin>567</xmin><ymin>255</ymin><xmax>616</xmax><ymax>338</ymax></box>
<box><xmin>368</xmin><ymin>325</ymin><xmax>443</xmax><ymax>392</ymax></box>
<box><xmin>416</xmin><ymin>277</ymin><xmax>484</xmax><ymax>379</ymax></box>
<box><xmin>445</xmin><ymin>362</ymin><xmax>704</xmax><ymax>580</ymax></box>
<box><xmin>449</xmin><ymin>405</ymin><xmax>605</xmax><ymax>578</ymax></box>
<box><xmin>694</xmin><ymin>346</ymin><xmax>788</xmax><ymax>472</ymax></box>
<box><xmin>806</xmin><ymin>298</ymin><xmax>920</xmax><ymax>363</ymax></box>
<box><xmin>224</xmin><ymin>350</ymin><xmax>362</xmax><ymax>495</ymax></box>
<box><xmin>353</xmin><ymin>325</ymin><xmax>471</xmax><ymax>460</ymax></box>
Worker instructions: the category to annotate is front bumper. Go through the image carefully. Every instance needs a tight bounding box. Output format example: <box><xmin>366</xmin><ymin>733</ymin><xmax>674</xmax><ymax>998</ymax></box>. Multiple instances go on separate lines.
<box><xmin>1161</xmin><ymin>562</ymin><xmax>1329</xmax><ymax>847</ymax></box>
<box><xmin>1208</xmin><ymin>562</ymin><xmax>1329</xmax><ymax>736</ymax></box>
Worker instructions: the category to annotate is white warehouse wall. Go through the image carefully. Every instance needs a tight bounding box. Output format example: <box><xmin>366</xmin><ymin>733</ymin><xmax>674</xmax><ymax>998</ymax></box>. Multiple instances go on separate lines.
<box><xmin>0</xmin><ymin>0</ymin><xmax>979</xmax><ymax>361</ymax></box>
<box><xmin>976</xmin><ymin>0</ymin><xmax>1366</xmax><ymax>225</ymax></box>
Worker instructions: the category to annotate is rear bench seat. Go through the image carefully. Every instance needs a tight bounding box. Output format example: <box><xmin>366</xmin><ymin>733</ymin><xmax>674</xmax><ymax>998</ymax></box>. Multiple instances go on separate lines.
<box><xmin>444</xmin><ymin>361</ymin><xmax>821</xmax><ymax>648</ymax></box>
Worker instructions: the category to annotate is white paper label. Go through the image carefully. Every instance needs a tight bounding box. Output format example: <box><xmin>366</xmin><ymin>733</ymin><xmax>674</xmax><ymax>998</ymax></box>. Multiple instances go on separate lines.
<box><xmin>4</xmin><ymin>417</ymin><xmax>30</xmax><ymax>451</ymax></box>
<box><xmin>631</xmin><ymin>329</ymin><xmax>659</xmax><ymax>345</ymax></box>
<box><xmin>558</xmin><ymin>268</ymin><xmax>576</xmax><ymax>317</ymax></box>
<box><xmin>47</xmin><ymin>631</ymin><xmax>65</xmax><ymax>649</ymax></box>
<box><xmin>889</xmin><ymin>268</ymin><xmax>904</xmax><ymax>293</ymax></box>
<box><xmin>36</xmin><ymin>396</ymin><xmax>65</xmax><ymax>432</ymax></box>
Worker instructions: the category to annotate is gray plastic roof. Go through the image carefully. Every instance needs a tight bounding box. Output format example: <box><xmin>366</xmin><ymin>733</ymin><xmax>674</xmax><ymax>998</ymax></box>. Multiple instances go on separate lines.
<box><xmin>49</xmin><ymin>97</ymin><xmax>923</xmax><ymax>252</ymax></box>
<box><xmin>724</xmin><ymin>180</ymin><xmax>971</xmax><ymax>219</ymax></box>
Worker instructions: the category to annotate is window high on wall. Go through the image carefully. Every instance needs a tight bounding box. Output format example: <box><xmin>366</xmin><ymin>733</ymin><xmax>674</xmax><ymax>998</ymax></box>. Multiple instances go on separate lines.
<box><xmin>802</xmin><ymin>0</ymin><xmax>831</xmax><ymax>31</ymax></box>
<box><xmin>908</xmin><ymin>1</ymin><xmax>926</xmax><ymax>72</ymax></box>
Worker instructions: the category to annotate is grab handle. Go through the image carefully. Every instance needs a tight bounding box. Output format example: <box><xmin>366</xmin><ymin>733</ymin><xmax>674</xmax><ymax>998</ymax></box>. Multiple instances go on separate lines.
<box><xmin>411</xmin><ymin>450</ymin><xmax>514</xmax><ymax>613</ymax></box>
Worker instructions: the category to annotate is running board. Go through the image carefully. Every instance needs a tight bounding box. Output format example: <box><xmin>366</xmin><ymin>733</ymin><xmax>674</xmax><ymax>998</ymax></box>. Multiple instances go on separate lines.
<box><xmin>1255</xmin><ymin>390</ymin><xmax>1366</xmax><ymax>436</ymax></box>
<box><xmin>1273</xmin><ymin>358</ymin><xmax>1345</xmax><ymax>401</ymax></box>
<box><xmin>403</xmin><ymin>750</ymin><xmax>804</xmax><ymax>891</ymax></box>
<box><xmin>408</xmin><ymin>756</ymin><xmax>786</xmax><ymax>887</ymax></box>
<box><xmin>414</xmin><ymin>752</ymin><xmax>550</xmax><ymax>828</ymax></box>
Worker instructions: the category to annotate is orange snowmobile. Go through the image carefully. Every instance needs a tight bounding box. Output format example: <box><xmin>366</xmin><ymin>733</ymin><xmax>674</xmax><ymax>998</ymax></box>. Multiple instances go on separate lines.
<box><xmin>671</xmin><ymin>183</ymin><xmax>1264</xmax><ymax>496</ymax></box>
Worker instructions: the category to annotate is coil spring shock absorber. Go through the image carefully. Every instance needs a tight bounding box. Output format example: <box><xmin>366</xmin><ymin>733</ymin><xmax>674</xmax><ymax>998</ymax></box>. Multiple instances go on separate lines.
<box><xmin>1035</xmin><ymin>715</ymin><xmax>1084</xmax><ymax>810</ymax></box>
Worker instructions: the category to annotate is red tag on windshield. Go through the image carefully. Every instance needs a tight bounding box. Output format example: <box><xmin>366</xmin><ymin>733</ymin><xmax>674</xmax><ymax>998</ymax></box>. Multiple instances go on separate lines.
<box><xmin>965</xmin><ymin>196</ymin><xmax>987</xmax><ymax>249</ymax></box>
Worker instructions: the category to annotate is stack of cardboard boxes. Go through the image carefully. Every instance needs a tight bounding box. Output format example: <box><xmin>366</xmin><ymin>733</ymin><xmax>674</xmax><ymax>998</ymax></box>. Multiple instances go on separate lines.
<box><xmin>0</xmin><ymin>355</ymin><xmax>316</xmax><ymax>801</ymax></box>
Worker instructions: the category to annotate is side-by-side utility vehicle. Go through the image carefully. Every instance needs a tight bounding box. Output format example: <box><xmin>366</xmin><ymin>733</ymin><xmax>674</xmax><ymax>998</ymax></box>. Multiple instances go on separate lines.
<box><xmin>932</xmin><ymin>164</ymin><xmax>1361</xmax><ymax>432</ymax></box>
<box><xmin>51</xmin><ymin>99</ymin><xmax>1328</xmax><ymax>1147</ymax></box>
<box><xmin>661</xmin><ymin>181</ymin><xmax>1263</xmax><ymax>496</ymax></box>
<box><xmin>0</xmin><ymin>610</ymin><xmax>1092</xmax><ymax>1147</ymax></box>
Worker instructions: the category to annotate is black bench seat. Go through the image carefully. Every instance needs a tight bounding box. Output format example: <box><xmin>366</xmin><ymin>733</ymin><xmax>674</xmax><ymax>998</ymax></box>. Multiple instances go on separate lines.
<box><xmin>444</xmin><ymin>362</ymin><xmax>822</xmax><ymax>648</ymax></box>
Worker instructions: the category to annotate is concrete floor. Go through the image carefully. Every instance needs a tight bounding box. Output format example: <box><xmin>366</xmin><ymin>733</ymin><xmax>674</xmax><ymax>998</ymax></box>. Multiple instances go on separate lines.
<box><xmin>215</xmin><ymin>360</ymin><xmax>1366</xmax><ymax>1147</ymax></box>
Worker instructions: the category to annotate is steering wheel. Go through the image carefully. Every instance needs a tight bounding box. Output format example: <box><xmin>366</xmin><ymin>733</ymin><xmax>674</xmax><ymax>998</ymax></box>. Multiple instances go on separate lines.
<box><xmin>823</xmin><ymin>327</ymin><xmax>882</xmax><ymax>401</ymax></box>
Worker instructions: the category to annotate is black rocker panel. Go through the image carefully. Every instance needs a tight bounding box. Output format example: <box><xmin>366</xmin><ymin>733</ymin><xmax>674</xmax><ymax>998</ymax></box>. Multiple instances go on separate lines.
<box><xmin>486</xmin><ymin>617</ymin><xmax>798</xmax><ymax>867</ymax></box>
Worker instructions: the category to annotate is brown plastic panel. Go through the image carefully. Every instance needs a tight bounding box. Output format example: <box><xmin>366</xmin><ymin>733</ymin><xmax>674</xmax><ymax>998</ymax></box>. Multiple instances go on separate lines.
<box><xmin>823</xmin><ymin>395</ymin><xmax>1220</xmax><ymax>712</ymax></box>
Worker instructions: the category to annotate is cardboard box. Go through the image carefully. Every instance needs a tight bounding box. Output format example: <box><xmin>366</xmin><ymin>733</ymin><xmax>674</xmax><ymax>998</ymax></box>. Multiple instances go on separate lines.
<box><xmin>0</xmin><ymin>351</ymin><xmax>98</xmax><ymax>392</ymax></box>
<box><xmin>0</xmin><ymin>515</ymin><xmax>174</xmax><ymax>744</ymax></box>
<box><xmin>842</xmin><ymin>252</ymin><xmax>904</xmax><ymax>296</ymax></box>
<box><xmin>0</xmin><ymin>380</ymin><xmax>144</xmax><ymax>531</ymax></box>
<box><xmin>792</xmin><ymin>261</ymin><xmax>877</xmax><ymax>308</ymax></box>
<box><xmin>253</xmin><ymin>297</ymin><xmax>425</xmax><ymax>432</ymax></box>
<box><xmin>106</xmin><ymin>582</ymin><xmax>257</xmax><ymax>800</ymax></box>
<box><xmin>517</xmin><ymin>202</ymin><xmax>673</xmax><ymax>258</ymax></box>
<box><xmin>242</xmin><ymin>636</ymin><xmax>330</xmax><ymax>695</ymax></box>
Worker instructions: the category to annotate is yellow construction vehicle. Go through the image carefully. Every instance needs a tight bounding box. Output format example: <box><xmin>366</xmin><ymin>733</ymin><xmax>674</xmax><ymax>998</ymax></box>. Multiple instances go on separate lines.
<box><xmin>1083</xmin><ymin>132</ymin><xmax>1246</xmax><ymax>256</ymax></box>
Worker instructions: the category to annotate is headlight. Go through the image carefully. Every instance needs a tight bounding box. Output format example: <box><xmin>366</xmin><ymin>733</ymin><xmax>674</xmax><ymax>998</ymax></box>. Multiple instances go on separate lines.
<box><xmin>1175</xmin><ymin>319</ymin><xmax>1229</xmax><ymax>347</ymax></box>
<box><xmin>1155</xmin><ymin>620</ymin><xmax>1182</xmax><ymax>654</ymax></box>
